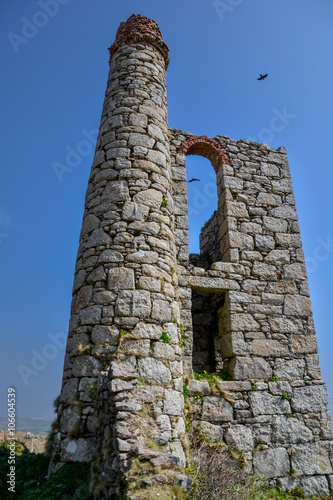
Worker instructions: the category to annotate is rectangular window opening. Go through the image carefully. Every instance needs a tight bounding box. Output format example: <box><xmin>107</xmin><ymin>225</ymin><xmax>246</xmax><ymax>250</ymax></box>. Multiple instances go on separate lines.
<box><xmin>191</xmin><ymin>290</ymin><xmax>225</xmax><ymax>374</ymax></box>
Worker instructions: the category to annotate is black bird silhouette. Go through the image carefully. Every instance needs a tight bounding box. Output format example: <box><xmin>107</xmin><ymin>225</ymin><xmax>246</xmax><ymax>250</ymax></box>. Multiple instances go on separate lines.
<box><xmin>188</xmin><ymin>178</ymin><xmax>201</xmax><ymax>183</ymax></box>
<box><xmin>257</xmin><ymin>73</ymin><xmax>268</xmax><ymax>81</ymax></box>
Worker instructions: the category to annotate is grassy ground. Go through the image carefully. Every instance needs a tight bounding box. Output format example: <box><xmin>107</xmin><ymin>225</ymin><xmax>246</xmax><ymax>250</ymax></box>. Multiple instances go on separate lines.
<box><xmin>0</xmin><ymin>441</ymin><xmax>92</xmax><ymax>499</ymax></box>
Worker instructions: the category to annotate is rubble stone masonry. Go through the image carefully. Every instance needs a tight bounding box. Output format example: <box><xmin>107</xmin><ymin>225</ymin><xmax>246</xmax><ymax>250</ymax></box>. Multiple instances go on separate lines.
<box><xmin>49</xmin><ymin>14</ymin><xmax>333</xmax><ymax>499</ymax></box>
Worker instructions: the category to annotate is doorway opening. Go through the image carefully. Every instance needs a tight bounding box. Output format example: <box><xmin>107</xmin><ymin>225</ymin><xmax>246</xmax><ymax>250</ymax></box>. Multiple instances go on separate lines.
<box><xmin>191</xmin><ymin>289</ymin><xmax>225</xmax><ymax>374</ymax></box>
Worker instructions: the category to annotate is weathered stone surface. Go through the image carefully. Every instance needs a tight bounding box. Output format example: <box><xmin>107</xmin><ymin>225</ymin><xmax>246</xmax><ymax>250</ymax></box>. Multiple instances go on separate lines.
<box><xmin>268</xmin><ymin>381</ymin><xmax>291</xmax><ymax>395</ymax></box>
<box><xmin>133</xmin><ymin>322</ymin><xmax>163</xmax><ymax>340</ymax></box>
<box><xmin>250</xmin><ymin>339</ymin><xmax>288</xmax><ymax>357</ymax></box>
<box><xmin>290</xmin><ymin>334</ymin><xmax>317</xmax><ymax>354</ymax></box>
<box><xmin>110</xmin><ymin>379</ymin><xmax>134</xmax><ymax>393</ymax></box>
<box><xmin>253</xmin><ymin>447</ymin><xmax>290</xmax><ymax>478</ymax></box>
<box><xmin>108</xmin><ymin>267</ymin><xmax>135</xmax><ymax>292</ymax></box>
<box><xmin>193</xmin><ymin>421</ymin><xmax>223</xmax><ymax>442</ymax></box>
<box><xmin>163</xmin><ymin>389</ymin><xmax>183</xmax><ymax>415</ymax></box>
<box><xmin>249</xmin><ymin>391</ymin><xmax>291</xmax><ymax>416</ymax></box>
<box><xmin>219</xmin><ymin>380</ymin><xmax>252</xmax><ymax>391</ymax></box>
<box><xmin>79</xmin><ymin>306</ymin><xmax>102</xmax><ymax>325</ymax></box>
<box><xmin>174</xmin><ymin>474</ymin><xmax>192</xmax><ymax>492</ymax></box>
<box><xmin>202</xmin><ymin>396</ymin><xmax>233</xmax><ymax>422</ymax></box>
<box><xmin>284</xmin><ymin>263</ymin><xmax>307</xmax><ymax>280</ymax></box>
<box><xmin>284</xmin><ymin>294</ymin><xmax>312</xmax><ymax>317</ymax></box>
<box><xmin>268</xmin><ymin>316</ymin><xmax>302</xmax><ymax>334</ymax></box>
<box><xmin>274</xmin><ymin>358</ymin><xmax>305</xmax><ymax>380</ymax></box>
<box><xmin>272</xmin><ymin>416</ymin><xmax>313</xmax><ymax>444</ymax></box>
<box><xmin>229</xmin><ymin>231</ymin><xmax>254</xmax><ymax>250</ymax></box>
<box><xmin>291</xmin><ymin>443</ymin><xmax>332</xmax><ymax>475</ymax></box>
<box><xmin>220</xmin><ymin>332</ymin><xmax>249</xmax><ymax>357</ymax></box>
<box><xmin>115</xmin><ymin>401</ymin><xmax>142</xmax><ymax>412</ymax></box>
<box><xmin>72</xmin><ymin>356</ymin><xmax>101</xmax><ymax>377</ymax></box>
<box><xmin>143</xmin><ymin>474</ymin><xmax>168</xmax><ymax>485</ymax></box>
<box><xmin>138</xmin><ymin>358</ymin><xmax>171</xmax><ymax>384</ymax></box>
<box><xmin>225</xmin><ymin>425</ymin><xmax>254</xmax><ymax>453</ymax></box>
<box><xmin>229</xmin><ymin>357</ymin><xmax>272</xmax><ymax>380</ymax></box>
<box><xmin>120</xmin><ymin>339</ymin><xmax>150</xmax><ymax>357</ymax></box>
<box><xmin>153</xmin><ymin>342</ymin><xmax>175</xmax><ymax>360</ymax></box>
<box><xmin>151</xmin><ymin>299</ymin><xmax>172</xmax><ymax>322</ymax></box>
<box><xmin>60</xmin><ymin>378</ymin><xmax>79</xmax><ymax>403</ymax></box>
<box><xmin>109</xmin><ymin>361</ymin><xmax>138</xmax><ymax>380</ymax></box>
<box><xmin>98</xmin><ymin>249</ymin><xmax>123</xmax><ymax>263</ymax></box>
<box><xmin>263</xmin><ymin>216</ymin><xmax>288</xmax><ymax>232</ymax></box>
<box><xmin>264</xmin><ymin>250</ymin><xmax>290</xmax><ymax>265</ymax></box>
<box><xmin>61</xmin><ymin>438</ymin><xmax>96</xmax><ymax>462</ymax></box>
<box><xmin>133</xmin><ymin>189</ymin><xmax>163</xmax><ymax>209</ymax></box>
<box><xmin>84</xmin><ymin>228</ymin><xmax>111</xmax><ymax>249</ymax></box>
<box><xmin>230</xmin><ymin>313</ymin><xmax>259</xmax><ymax>332</ymax></box>
<box><xmin>187</xmin><ymin>380</ymin><xmax>211</xmax><ymax>396</ymax></box>
<box><xmin>115</xmin><ymin>290</ymin><xmax>151</xmax><ymax>317</ymax></box>
<box><xmin>278</xmin><ymin>475</ymin><xmax>330</xmax><ymax>496</ymax></box>
<box><xmin>255</xmin><ymin>234</ymin><xmax>275</xmax><ymax>251</ymax></box>
<box><xmin>305</xmin><ymin>354</ymin><xmax>322</xmax><ymax>379</ymax></box>
<box><xmin>122</xmin><ymin>201</ymin><xmax>149</xmax><ymax>221</ymax></box>
<box><xmin>91</xmin><ymin>325</ymin><xmax>119</xmax><ymax>345</ymax></box>
<box><xmin>60</xmin><ymin>408</ymin><xmax>81</xmax><ymax>433</ymax></box>
<box><xmin>292</xmin><ymin>385</ymin><xmax>329</xmax><ymax>413</ymax></box>
<box><xmin>101</xmin><ymin>180</ymin><xmax>130</xmax><ymax>202</ymax></box>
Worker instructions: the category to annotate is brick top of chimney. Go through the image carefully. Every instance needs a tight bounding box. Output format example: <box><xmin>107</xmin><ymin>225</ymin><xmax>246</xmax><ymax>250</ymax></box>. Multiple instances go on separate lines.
<box><xmin>109</xmin><ymin>14</ymin><xmax>170</xmax><ymax>68</ymax></box>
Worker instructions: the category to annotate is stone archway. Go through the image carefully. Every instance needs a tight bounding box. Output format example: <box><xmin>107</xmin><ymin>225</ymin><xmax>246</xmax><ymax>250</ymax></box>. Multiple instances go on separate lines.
<box><xmin>177</xmin><ymin>135</ymin><xmax>229</xmax><ymax>173</ymax></box>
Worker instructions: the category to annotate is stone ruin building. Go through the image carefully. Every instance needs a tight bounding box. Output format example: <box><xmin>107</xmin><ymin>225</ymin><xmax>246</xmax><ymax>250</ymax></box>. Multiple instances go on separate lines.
<box><xmin>49</xmin><ymin>13</ymin><xmax>333</xmax><ymax>499</ymax></box>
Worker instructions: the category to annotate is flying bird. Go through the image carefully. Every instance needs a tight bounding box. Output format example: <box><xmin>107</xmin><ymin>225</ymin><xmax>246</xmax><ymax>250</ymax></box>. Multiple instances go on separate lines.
<box><xmin>188</xmin><ymin>178</ymin><xmax>201</xmax><ymax>183</ymax></box>
<box><xmin>257</xmin><ymin>73</ymin><xmax>268</xmax><ymax>81</ymax></box>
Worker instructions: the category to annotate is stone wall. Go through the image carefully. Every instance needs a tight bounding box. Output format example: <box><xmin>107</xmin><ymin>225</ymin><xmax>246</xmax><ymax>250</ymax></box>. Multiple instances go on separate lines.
<box><xmin>50</xmin><ymin>13</ymin><xmax>333</xmax><ymax>499</ymax></box>
<box><xmin>199</xmin><ymin>210</ymin><xmax>220</xmax><ymax>263</ymax></box>
<box><xmin>170</xmin><ymin>129</ymin><xmax>333</xmax><ymax>496</ymax></box>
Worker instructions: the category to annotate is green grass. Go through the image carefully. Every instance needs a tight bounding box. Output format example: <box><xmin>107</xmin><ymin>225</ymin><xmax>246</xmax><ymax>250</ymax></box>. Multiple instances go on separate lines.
<box><xmin>17</xmin><ymin>462</ymin><xmax>93</xmax><ymax>499</ymax></box>
<box><xmin>0</xmin><ymin>441</ymin><xmax>93</xmax><ymax>499</ymax></box>
<box><xmin>0</xmin><ymin>443</ymin><xmax>49</xmax><ymax>498</ymax></box>
<box><xmin>193</xmin><ymin>370</ymin><xmax>229</xmax><ymax>385</ymax></box>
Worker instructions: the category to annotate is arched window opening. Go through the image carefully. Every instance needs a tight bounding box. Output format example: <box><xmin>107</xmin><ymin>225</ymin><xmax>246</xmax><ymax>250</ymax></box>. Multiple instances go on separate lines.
<box><xmin>186</xmin><ymin>156</ymin><xmax>218</xmax><ymax>267</ymax></box>
<box><xmin>178</xmin><ymin>135</ymin><xmax>229</xmax><ymax>268</ymax></box>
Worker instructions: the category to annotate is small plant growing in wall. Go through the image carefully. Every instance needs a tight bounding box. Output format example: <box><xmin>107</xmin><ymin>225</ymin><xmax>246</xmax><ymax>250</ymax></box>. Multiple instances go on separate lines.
<box><xmin>89</xmin><ymin>380</ymin><xmax>98</xmax><ymax>400</ymax></box>
<box><xmin>161</xmin><ymin>196</ymin><xmax>168</xmax><ymax>208</ymax></box>
<box><xmin>251</xmin><ymin>384</ymin><xmax>259</xmax><ymax>391</ymax></box>
<box><xmin>120</xmin><ymin>328</ymin><xmax>131</xmax><ymax>336</ymax></box>
<box><xmin>280</xmin><ymin>392</ymin><xmax>291</xmax><ymax>401</ymax></box>
<box><xmin>161</xmin><ymin>330</ymin><xmax>171</xmax><ymax>344</ymax></box>
<box><xmin>183</xmin><ymin>385</ymin><xmax>189</xmax><ymax>398</ymax></box>
<box><xmin>268</xmin><ymin>376</ymin><xmax>278</xmax><ymax>382</ymax></box>
<box><xmin>179</xmin><ymin>323</ymin><xmax>186</xmax><ymax>348</ymax></box>
<box><xmin>284</xmin><ymin>412</ymin><xmax>292</xmax><ymax>418</ymax></box>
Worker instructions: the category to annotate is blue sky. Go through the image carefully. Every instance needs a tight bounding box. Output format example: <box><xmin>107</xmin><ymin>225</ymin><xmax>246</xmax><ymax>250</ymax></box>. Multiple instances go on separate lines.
<box><xmin>1</xmin><ymin>0</ymin><xmax>332</xmax><ymax>420</ymax></box>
